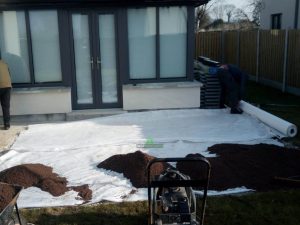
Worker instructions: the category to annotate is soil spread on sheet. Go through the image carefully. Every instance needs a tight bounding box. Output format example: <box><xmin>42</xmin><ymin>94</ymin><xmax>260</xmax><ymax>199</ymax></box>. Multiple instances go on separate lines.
<box><xmin>177</xmin><ymin>144</ymin><xmax>300</xmax><ymax>191</ymax></box>
<box><xmin>0</xmin><ymin>164</ymin><xmax>92</xmax><ymax>202</ymax></box>
<box><xmin>97</xmin><ymin>151</ymin><xmax>170</xmax><ymax>188</ymax></box>
<box><xmin>98</xmin><ymin>145</ymin><xmax>300</xmax><ymax>191</ymax></box>
<box><xmin>71</xmin><ymin>184</ymin><xmax>93</xmax><ymax>202</ymax></box>
<box><xmin>0</xmin><ymin>183</ymin><xmax>18</xmax><ymax>213</ymax></box>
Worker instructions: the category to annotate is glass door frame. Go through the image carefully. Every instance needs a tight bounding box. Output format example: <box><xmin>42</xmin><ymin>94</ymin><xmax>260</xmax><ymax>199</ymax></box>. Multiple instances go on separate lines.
<box><xmin>69</xmin><ymin>9</ymin><xmax>122</xmax><ymax>110</ymax></box>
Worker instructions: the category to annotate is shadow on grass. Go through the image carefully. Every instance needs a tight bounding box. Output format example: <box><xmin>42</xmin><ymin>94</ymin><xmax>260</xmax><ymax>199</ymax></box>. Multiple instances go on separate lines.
<box><xmin>22</xmin><ymin>201</ymin><xmax>148</xmax><ymax>225</ymax></box>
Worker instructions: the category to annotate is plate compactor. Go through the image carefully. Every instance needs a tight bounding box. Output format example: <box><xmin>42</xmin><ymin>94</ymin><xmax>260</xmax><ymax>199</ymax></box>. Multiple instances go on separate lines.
<box><xmin>146</xmin><ymin>157</ymin><xmax>211</xmax><ymax>225</ymax></box>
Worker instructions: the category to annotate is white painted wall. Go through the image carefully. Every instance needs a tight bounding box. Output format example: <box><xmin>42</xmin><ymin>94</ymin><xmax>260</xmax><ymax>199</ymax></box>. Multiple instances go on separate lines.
<box><xmin>0</xmin><ymin>87</ymin><xmax>72</xmax><ymax>116</ymax></box>
<box><xmin>122</xmin><ymin>82</ymin><xmax>202</xmax><ymax>110</ymax></box>
<box><xmin>1</xmin><ymin>83</ymin><xmax>202</xmax><ymax>116</ymax></box>
<box><xmin>260</xmin><ymin>0</ymin><xmax>300</xmax><ymax>29</ymax></box>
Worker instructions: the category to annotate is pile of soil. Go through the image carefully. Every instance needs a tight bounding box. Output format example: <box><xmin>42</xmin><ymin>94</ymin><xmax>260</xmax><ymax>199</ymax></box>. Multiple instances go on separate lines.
<box><xmin>0</xmin><ymin>164</ymin><xmax>68</xmax><ymax>196</ymax></box>
<box><xmin>98</xmin><ymin>151</ymin><xmax>169</xmax><ymax>188</ymax></box>
<box><xmin>0</xmin><ymin>164</ymin><xmax>92</xmax><ymax>202</ymax></box>
<box><xmin>177</xmin><ymin>144</ymin><xmax>300</xmax><ymax>191</ymax></box>
<box><xmin>0</xmin><ymin>183</ymin><xmax>18</xmax><ymax>213</ymax></box>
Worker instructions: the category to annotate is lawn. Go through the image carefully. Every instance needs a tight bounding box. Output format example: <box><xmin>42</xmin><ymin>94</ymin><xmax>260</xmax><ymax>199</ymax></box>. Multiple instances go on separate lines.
<box><xmin>245</xmin><ymin>81</ymin><xmax>300</xmax><ymax>145</ymax></box>
<box><xmin>21</xmin><ymin>190</ymin><xmax>300</xmax><ymax>225</ymax></box>
<box><xmin>20</xmin><ymin>81</ymin><xmax>300</xmax><ymax>225</ymax></box>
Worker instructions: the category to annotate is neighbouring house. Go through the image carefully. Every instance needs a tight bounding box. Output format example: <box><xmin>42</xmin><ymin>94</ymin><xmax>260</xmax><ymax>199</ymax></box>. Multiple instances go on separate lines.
<box><xmin>260</xmin><ymin>0</ymin><xmax>300</xmax><ymax>29</ymax></box>
<box><xmin>203</xmin><ymin>19</ymin><xmax>257</xmax><ymax>31</ymax></box>
<box><xmin>0</xmin><ymin>0</ymin><xmax>207</xmax><ymax>117</ymax></box>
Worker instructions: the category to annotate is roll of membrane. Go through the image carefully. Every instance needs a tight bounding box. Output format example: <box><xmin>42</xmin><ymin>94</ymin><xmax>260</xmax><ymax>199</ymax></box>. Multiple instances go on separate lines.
<box><xmin>239</xmin><ymin>100</ymin><xmax>298</xmax><ymax>138</ymax></box>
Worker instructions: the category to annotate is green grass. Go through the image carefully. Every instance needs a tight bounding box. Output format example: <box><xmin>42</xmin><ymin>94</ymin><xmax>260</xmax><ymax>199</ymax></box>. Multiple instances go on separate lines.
<box><xmin>245</xmin><ymin>81</ymin><xmax>300</xmax><ymax>106</ymax></box>
<box><xmin>205</xmin><ymin>190</ymin><xmax>300</xmax><ymax>225</ymax></box>
<box><xmin>19</xmin><ymin>81</ymin><xmax>300</xmax><ymax>225</ymax></box>
<box><xmin>245</xmin><ymin>81</ymin><xmax>300</xmax><ymax>145</ymax></box>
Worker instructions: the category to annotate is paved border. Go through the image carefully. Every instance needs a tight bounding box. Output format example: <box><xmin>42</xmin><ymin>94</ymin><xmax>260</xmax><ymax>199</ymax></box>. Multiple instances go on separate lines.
<box><xmin>0</xmin><ymin>126</ymin><xmax>27</xmax><ymax>152</ymax></box>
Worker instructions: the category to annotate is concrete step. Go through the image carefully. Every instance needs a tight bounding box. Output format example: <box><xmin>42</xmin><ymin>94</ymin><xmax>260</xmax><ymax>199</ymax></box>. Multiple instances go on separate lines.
<box><xmin>66</xmin><ymin>108</ymin><xmax>127</xmax><ymax>121</ymax></box>
<box><xmin>2</xmin><ymin>108</ymin><xmax>127</xmax><ymax>124</ymax></box>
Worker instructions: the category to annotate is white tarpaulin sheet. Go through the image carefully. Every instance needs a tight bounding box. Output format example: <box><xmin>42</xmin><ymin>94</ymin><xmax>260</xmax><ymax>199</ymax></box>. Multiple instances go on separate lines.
<box><xmin>0</xmin><ymin>109</ymin><xmax>282</xmax><ymax>208</ymax></box>
<box><xmin>240</xmin><ymin>101</ymin><xmax>297</xmax><ymax>137</ymax></box>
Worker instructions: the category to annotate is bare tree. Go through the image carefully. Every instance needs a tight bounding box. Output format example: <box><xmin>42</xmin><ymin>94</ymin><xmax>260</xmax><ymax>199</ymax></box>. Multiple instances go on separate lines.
<box><xmin>211</xmin><ymin>3</ymin><xmax>243</xmax><ymax>23</ymax></box>
<box><xmin>248</xmin><ymin>0</ymin><xmax>264</xmax><ymax>26</ymax></box>
<box><xmin>233</xmin><ymin>8</ymin><xmax>251</xmax><ymax>22</ymax></box>
<box><xmin>224</xmin><ymin>4</ymin><xmax>236</xmax><ymax>22</ymax></box>
<box><xmin>195</xmin><ymin>4</ymin><xmax>212</xmax><ymax>30</ymax></box>
<box><xmin>211</xmin><ymin>4</ymin><xmax>224</xmax><ymax>20</ymax></box>
<box><xmin>195</xmin><ymin>0</ymin><xmax>220</xmax><ymax>30</ymax></box>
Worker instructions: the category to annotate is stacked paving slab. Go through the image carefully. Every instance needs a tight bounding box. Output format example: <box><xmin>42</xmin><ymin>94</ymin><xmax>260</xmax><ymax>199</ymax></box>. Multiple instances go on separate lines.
<box><xmin>195</xmin><ymin>57</ymin><xmax>222</xmax><ymax>109</ymax></box>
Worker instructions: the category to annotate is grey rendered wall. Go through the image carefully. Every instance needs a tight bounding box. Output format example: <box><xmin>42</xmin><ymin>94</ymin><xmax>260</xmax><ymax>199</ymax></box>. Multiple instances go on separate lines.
<box><xmin>260</xmin><ymin>0</ymin><xmax>297</xmax><ymax>29</ymax></box>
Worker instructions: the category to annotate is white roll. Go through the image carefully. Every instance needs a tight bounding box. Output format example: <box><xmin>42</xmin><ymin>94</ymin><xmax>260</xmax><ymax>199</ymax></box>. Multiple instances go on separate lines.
<box><xmin>239</xmin><ymin>100</ymin><xmax>298</xmax><ymax>138</ymax></box>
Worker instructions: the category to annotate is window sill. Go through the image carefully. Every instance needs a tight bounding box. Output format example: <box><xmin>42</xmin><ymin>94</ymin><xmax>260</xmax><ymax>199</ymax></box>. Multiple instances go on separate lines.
<box><xmin>123</xmin><ymin>81</ymin><xmax>202</xmax><ymax>90</ymax></box>
<box><xmin>12</xmin><ymin>87</ymin><xmax>71</xmax><ymax>94</ymax></box>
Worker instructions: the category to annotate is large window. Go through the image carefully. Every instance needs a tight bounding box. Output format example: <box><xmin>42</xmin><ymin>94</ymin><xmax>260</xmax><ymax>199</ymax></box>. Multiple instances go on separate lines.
<box><xmin>159</xmin><ymin>7</ymin><xmax>187</xmax><ymax>78</ymax></box>
<box><xmin>0</xmin><ymin>10</ymin><xmax>62</xmax><ymax>85</ymax></box>
<box><xmin>127</xmin><ymin>6</ymin><xmax>188</xmax><ymax>80</ymax></box>
<box><xmin>128</xmin><ymin>8</ymin><xmax>156</xmax><ymax>79</ymax></box>
<box><xmin>0</xmin><ymin>11</ymin><xmax>31</xmax><ymax>83</ymax></box>
<box><xmin>29</xmin><ymin>11</ymin><xmax>62</xmax><ymax>83</ymax></box>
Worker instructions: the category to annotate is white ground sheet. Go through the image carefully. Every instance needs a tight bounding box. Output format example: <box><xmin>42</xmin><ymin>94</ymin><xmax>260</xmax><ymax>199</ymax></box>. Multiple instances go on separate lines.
<box><xmin>0</xmin><ymin>109</ymin><xmax>282</xmax><ymax>208</ymax></box>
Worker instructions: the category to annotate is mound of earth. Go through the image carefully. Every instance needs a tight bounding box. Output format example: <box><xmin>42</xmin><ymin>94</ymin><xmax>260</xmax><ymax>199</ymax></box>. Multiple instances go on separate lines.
<box><xmin>0</xmin><ymin>164</ymin><xmax>68</xmax><ymax>196</ymax></box>
<box><xmin>0</xmin><ymin>164</ymin><xmax>92</xmax><ymax>202</ymax></box>
<box><xmin>98</xmin><ymin>151</ymin><xmax>169</xmax><ymax>188</ymax></box>
<box><xmin>176</xmin><ymin>153</ymin><xmax>210</xmax><ymax>184</ymax></box>
<box><xmin>0</xmin><ymin>183</ymin><xmax>18</xmax><ymax>213</ymax></box>
<box><xmin>177</xmin><ymin>144</ymin><xmax>300</xmax><ymax>191</ymax></box>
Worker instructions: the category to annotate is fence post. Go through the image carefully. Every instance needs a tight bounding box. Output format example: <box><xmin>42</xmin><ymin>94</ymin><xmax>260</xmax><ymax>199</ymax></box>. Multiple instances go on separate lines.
<box><xmin>197</xmin><ymin>32</ymin><xmax>207</xmax><ymax>60</ymax></box>
<box><xmin>282</xmin><ymin>29</ymin><xmax>289</xmax><ymax>93</ymax></box>
<box><xmin>236</xmin><ymin>30</ymin><xmax>240</xmax><ymax>66</ymax></box>
<box><xmin>255</xmin><ymin>29</ymin><xmax>260</xmax><ymax>83</ymax></box>
<box><xmin>221</xmin><ymin>31</ymin><xmax>225</xmax><ymax>63</ymax></box>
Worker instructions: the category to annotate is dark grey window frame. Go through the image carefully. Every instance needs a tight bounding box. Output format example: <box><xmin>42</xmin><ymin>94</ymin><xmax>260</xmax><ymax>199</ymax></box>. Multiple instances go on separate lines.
<box><xmin>68</xmin><ymin>9</ymin><xmax>123</xmax><ymax>110</ymax></box>
<box><xmin>0</xmin><ymin>9</ymin><xmax>68</xmax><ymax>88</ymax></box>
<box><xmin>271</xmin><ymin>13</ymin><xmax>282</xmax><ymax>30</ymax></box>
<box><xmin>123</xmin><ymin>5</ymin><xmax>195</xmax><ymax>84</ymax></box>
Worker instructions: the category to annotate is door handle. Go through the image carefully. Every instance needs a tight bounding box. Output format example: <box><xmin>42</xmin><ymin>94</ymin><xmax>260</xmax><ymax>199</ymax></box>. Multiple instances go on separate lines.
<box><xmin>90</xmin><ymin>57</ymin><xmax>94</xmax><ymax>70</ymax></box>
<box><xmin>97</xmin><ymin>57</ymin><xmax>101</xmax><ymax>70</ymax></box>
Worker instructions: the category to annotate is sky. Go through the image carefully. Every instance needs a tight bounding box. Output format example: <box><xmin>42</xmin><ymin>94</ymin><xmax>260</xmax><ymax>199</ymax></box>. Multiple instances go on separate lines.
<box><xmin>227</xmin><ymin>0</ymin><xmax>248</xmax><ymax>8</ymax></box>
<box><xmin>209</xmin><ymin>0</ymin><xmax>249</xmax><ymax>8</ymax></box>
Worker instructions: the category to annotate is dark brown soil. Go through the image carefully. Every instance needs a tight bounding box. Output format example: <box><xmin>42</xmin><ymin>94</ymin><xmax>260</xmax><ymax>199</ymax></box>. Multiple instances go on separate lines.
<box><xmin>97</xmin><ymin>151</ymin><xmax>169</xmax><ymax>188</ymax></box>
<box><xmin>1</xmin><ymin>143</ymin><xmax>298</xmax><ymax>208</ymax></box>
<box><xmin>71</xmin><ymin>185</ymin><xmax>92</xmax><ymax>202</ymax></box>
<box><xmin>0</xmin><ymin>164</ymin><xmax>92</xmax><ymax>202</ymax></box>
<box><xmin>0</xmin><ymin>164</ymin><xmax>68</xmax><ymax>196</ymax></box>
<box><xmin>0</xmin><ymin>183</ymin><xmax>17</xmax><ymax>213</ymax></box>
<box><xmin>177</xmin><ymin>144</ymin><xmax>300</xmax><ymax>191</ymax></box>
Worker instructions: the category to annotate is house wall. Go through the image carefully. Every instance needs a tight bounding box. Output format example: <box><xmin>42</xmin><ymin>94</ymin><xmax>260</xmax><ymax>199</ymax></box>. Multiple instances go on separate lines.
<box><xmin>0</xmin><ymin>87</ymin><xmax>72</xmax><ymax>116</ymax></box>
<box><xmin>122</xmin><ymin>82</ymin><xmax>202</xmax><ymax>110</ymax></box>
<box><xmin>0</xmin><ymin>3</ymin><xmax>199</xmax><ymax>116</ymax></box>
<box><xmin>1</xmin><ymin>82</ymin><xmax>201</xmax><ymax>117</ymax></box>
<box><xmin>260</xmin><ymin>0</ymin><xmax>300</xmax><ymax>29</ymax></box>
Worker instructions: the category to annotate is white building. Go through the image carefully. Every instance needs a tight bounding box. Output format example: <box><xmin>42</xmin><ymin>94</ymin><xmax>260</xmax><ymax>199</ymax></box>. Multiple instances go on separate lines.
<box><xmin>260</xmin><ymin>0</ymin><xmax>300</xmax><ymax>29</ymax></box>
